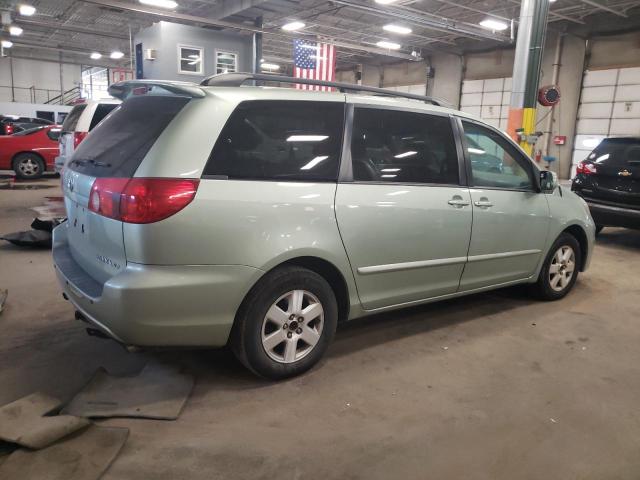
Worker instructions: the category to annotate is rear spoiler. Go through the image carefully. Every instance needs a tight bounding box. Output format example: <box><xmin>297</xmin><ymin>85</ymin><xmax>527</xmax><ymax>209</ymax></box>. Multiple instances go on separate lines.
<box><xmin>108</xmin><ymin>80</ymin><xmax>205</xmax><ymax>100</ymax></box>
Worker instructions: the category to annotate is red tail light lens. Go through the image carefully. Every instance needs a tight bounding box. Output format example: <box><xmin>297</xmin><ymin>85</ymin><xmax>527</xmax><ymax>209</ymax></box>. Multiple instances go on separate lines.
<box><xmin>73</xmin><ymin>131</ymin><xmax>88</xmax><ymax>148</ymax></box>
<box><xmin>5</xmin><ymin>124</ymin><xmax>14</xmax><ymax>135</ymax></box>
<box><xmin>89</xmin><ymin>178</ymin><xmax>199</xmax><ymax>224</ymax></box>
<box><xmin>576</xmin><ymin>161</ymin><xmax>597</xmax><ymax>175</ymax></box>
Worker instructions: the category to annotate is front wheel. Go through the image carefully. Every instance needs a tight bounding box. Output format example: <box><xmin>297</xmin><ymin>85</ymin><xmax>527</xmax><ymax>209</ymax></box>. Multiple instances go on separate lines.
<box><xmin>531</xmin><ymin>233</ymin><xmax>581</xmax><ymax>301</ymax></box>
<box><xmin>230</xmin><ymin>266</ymin><xmax>338</xmax><ymax>380</ymax></box>
<box><xmin>13</xmin><ymin>153</ymin><xmax>45</xmax><ymax>180</ymax></box>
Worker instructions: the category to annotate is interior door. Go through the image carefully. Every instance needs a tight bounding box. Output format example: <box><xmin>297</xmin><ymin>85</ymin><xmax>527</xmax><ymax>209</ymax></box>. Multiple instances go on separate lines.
<box><xmin>335</xmin><ymin>105</ymin><xmax>472</xmax><ymax>310</ymax></box>
<box><xmin>457</xmin><ymin>119</ymin><xmax>550</xmax><ymax>291</ymax></box>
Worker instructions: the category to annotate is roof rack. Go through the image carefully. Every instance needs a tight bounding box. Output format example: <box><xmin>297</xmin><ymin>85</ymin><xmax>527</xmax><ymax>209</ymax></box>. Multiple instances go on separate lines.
<box><xmin>200</xmin><ymin>72</ymin><xmax>446</xmax><ymax>107</ymax></box>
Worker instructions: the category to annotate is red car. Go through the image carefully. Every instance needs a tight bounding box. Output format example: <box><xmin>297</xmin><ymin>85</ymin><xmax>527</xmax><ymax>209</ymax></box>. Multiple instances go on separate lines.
<box><xmin>0</xmin><ymin>125</ymin><xmax>61</xmax><ymax>179</ymax></box>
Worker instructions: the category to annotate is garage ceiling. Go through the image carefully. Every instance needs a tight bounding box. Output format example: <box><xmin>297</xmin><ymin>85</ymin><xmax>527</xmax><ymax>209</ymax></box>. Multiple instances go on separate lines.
<box><xmin>1</xmin><ymin>0</ymin><xmax>640</xmax><ymax>68</ymax></box>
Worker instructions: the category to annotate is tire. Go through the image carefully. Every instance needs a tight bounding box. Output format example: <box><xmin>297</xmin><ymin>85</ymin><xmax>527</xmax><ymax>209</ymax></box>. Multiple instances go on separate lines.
<box><xmin>531</xmin><ymin>232</ymin><xmax>582</xmax><ymax>301</ymax></box>
<box><xmin>230</xmin><ymin>266</ymin><xmax>338</xmax><ymax>380</ymax></box>
<box><xmin>13</xmin><ymin>153</ymin><xmax>45</xmax><ymax>180</ymax></box>
<box><xmin>595</xmin><ymin>225</ymin><xmax>604</xmax><ymax>235</ymax></box>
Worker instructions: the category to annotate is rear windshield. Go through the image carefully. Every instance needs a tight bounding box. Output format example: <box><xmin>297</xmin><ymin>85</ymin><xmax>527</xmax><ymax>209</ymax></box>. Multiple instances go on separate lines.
<box><xmin>588</xmin><ymin>138</ymin><xmax>640</xmax><ymax>167</ymax></box>
<box><xmin>89</xmin><ymin>103</ymin><xmax>119</xmax><ymax>131</ymax></box>
<box><xmin>61</xmin><ymin>104</ymin><xmax>87</xmax><ymax>132</ymax></box>
<box><xmin>69</xmin><ymin>95</ymin><xmax>190</xmax><ymax>178</ymax></box>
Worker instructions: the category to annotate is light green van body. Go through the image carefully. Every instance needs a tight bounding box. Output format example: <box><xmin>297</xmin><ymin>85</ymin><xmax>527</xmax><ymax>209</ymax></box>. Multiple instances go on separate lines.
<box><xmin>53</xmin><ymin>85</ymin><xmax>595</xmax><ymax>347</ymax></box>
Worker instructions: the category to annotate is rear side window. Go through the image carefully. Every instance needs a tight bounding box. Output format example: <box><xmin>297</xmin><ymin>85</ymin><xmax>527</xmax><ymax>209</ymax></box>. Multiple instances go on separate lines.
<box><xmin>204</xmin><ymin>101</ymin><xmax>344</xmax><ymax>181</ymax></box>
<box><xmin>89</xmin><ymin>103</ymin><xmax>119</xmax><ymax>131</ymax></box>
<box><xmin>351</xmin><ymin>107</ymin><xmax>459</xmax><ymax>185</ymax></box>
<box><xmin>69</xmin><ymin>95</ymin><xmax>190</xmax><ymax>178</ymax></box>
<box><xmin>588</xmin><ymin>138</ymin><xmax>640</xmax><ymax>167</ymax></box>
<box><xmin>61</xmin><ymin>104</ymin><xmax>87</xmax><ymax>132</ymax></box>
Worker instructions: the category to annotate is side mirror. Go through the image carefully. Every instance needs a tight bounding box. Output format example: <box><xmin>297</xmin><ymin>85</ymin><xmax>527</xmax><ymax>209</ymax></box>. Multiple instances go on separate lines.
<box><xmin>539</xmin><ymin>170</ymin><xmax>558</xmax><ymax>193</ymax></box>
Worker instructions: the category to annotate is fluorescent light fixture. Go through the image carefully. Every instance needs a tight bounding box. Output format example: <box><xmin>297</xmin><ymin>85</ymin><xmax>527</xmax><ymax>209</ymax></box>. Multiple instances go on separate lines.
<box><xmin>300</xmin><ymin>156</ymin><xmax>329</xmax><ymax>170</ymax></box>
<box><xmin>261</xmin><ymin>63</ymin><xmax>280</xmax><ymax>70</ymax></box>
<box><xmin>381</xmin><ymin>168</ymin><xmax>400</xmax><ymax>172</ymax></box>
<box><xmin>287</xmin><ymin>135</ymin><xmax>328</xmax><ymax>142</ymax></box>
<box><xmin>90</xmin><ymin>52</ymin><xmax>102</xmax><ymax>60</ymax></box>
<box><xmin>383</xmin><ymin>24</ymin><xmax>412</xmax><ymax>35</ymax></box>
<box><xmin>394</xmin><ymin>150</ymin><xmax>417</xmax><ymax>158</ymax></box>
<box><xmin>110</xmin><ymin>50</ymin><xmax>124</xmax><ymax>59</ymax></box>
<box><xmin>9</xmin><ymin>26</ymin><xmax>23</xmax><ymax>36</ymax></box>
<box><xmin>381</xmin><ymin>174</ymin><xmax>397</xmax><ymax>178</ymax></box>
<box><xmin>479</xmin><ymin>18</ymin><xmax>509</xmax><ymax>31</ymax></box>
<box><xmin>282</xmin><ymin>21</ymin><xmax>305</xmax><ymax>31</ymax></box>
<box><xmin>468</xmin><ymin>147</ymin><xmax>486</xmax><ymax>155</ymax></box>
<box><xmin>139</xmin><ymin>0</ymin><xmax>178</xmax><ymax>9</ymax></box>
<box><xmin>375</xmin><ymin>0</ymin><xmax>399</xmax><ymax>4</ymax></box>
<box><xmin>376</xmin><ymin>40</ymin><xmax>401</xmax><ymax>50</ymax></box>
<box><xmin>1</xmin><ymin>40</ymin><xmax>13</xmax><ymax>48</ymax></box>
<box><xmin>19</xmin><ymin>4</ymin><xmax>36</xmax><ymax>15</ymax></box>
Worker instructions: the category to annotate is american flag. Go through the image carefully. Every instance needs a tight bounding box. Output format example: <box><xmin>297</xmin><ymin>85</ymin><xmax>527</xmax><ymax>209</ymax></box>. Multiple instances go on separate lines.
<box><xmin>293</xmin><ymin>39</ymin><xmax>336</xmax><ymax>91</ymax></box>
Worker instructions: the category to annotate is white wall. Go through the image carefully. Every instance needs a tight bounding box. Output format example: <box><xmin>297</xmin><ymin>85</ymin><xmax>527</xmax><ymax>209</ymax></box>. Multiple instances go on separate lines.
<box><xmin>0</xmin><ymin>57</ymin><xmax>81</xmax><ymax>104</ymax></box>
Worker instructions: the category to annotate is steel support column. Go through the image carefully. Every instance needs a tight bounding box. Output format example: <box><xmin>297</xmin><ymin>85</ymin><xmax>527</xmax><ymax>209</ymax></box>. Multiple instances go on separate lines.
<box><xmin>507</xmin><ymin>0</ymin><xmax>550</xmax><ymax>155</ymax></box>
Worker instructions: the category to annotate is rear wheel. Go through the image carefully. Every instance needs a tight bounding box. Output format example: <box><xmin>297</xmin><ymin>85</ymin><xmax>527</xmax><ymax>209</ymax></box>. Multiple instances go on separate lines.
<box><xmin>13</xmin><ymin>153</ymin><xmax>44</xmax><ymax>179</ymax></box>
<box><xmin>230</xmin><ymin>266</ymin><xmax>337</xmax><ymax>380</ymax></box>
<box><xmin>531</xmin><ymin>232</ymin><xmax>581</xmax><ymax>301</ymax></box>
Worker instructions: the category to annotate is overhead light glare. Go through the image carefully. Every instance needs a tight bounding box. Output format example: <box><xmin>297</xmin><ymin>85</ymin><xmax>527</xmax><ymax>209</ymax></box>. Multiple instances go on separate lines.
<box><xmin>261</xmin><ymin>62</ymin><xmax>280</xmax><ymax>70</ymax></box>
<box><xmin>9</xmin><ymin>26</ymin><xmax>23</xmax><ymax>36</ymax></box>
<box><xmin>300</xmin><ymin>156</ymin><xmax>329</xmax><ymax>170</ymax></box>
<box><xmin>139</xmin><ymin>0</ymin><xmax>178</xmax><ymax>8</ymax></box>
<box><xmin>282</xmin><ymin>21</ymin><xmax>305</xmax><ymax>31</ymax></box>
<box><xmin>18</xmin><ymin>4</ymin><xmax>36</xmax><ymax>16</ymax></box>
<box><xmin>383</xmin><ymin>24</ymin><xmax>412</xmax><ymax>35</ymax></box>
<box><xmin>375</xmin><ymin>0</ymin><xmax>399</xmax><ymax>4</ymax></box>
<box><xmin>110</xmin><ymin>50</ymin><xmax>124</xmax><ymax>59</ymax></box>
<box><xmin>90</xmin><ymin>52</ymin><xmax>102</xmax><ymax>60</ymax></box>
<box><xmin>479</xmin><ymin>18</ymin><xmax>509</xmax><ymax>31</ymax></box>
<box><xmin>376</xmin><ymin>40</ymin><xmax>401</xmax><ymax>50</ymax></box>
<box><xmin>394</xmin><ymin>151</ymin><xmax>417</xmax><ymax>159</ymax></box>
<box><xmin>1</xmin><ymin>40</ymin><xmax>13</xmax><ymax>48</ymax></box>
<box><xmin>287</xmin><ymin>135</ymin><xmax>328</xmax><ymax>142</ymax></box>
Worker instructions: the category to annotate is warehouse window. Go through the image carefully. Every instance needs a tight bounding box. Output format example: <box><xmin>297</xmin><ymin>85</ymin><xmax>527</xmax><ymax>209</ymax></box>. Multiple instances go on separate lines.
<box><xmin>178</xmin><ymin>45</ymin><xmax>203</xmax><ymax>75</ymax></box>
<box><xmin>215</xmin><ymin>51</ymin><xmax>237</xmax><ymax>74</ymax></box>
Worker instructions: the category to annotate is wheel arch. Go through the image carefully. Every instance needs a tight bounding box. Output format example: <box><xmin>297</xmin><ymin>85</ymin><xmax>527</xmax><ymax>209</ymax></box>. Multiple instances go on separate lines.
<box><xmin>562</xmin><ymin>224</ymin><xmax>588</xmax><ymax>271</ymax></box>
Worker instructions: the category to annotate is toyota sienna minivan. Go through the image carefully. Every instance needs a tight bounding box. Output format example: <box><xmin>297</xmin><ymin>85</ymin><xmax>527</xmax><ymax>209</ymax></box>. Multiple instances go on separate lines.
<box><xmin>53</xmin><ymin>74</ymin><xmax>595</xmax><ymax>379</ymax></box>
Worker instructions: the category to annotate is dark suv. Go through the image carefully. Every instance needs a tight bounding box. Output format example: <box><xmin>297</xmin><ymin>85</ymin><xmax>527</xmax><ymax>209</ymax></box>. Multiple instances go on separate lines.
<box><xmin>572</xmin><ymin>137</ymin><xmax>640</xmax><ymax>232</ymax></box>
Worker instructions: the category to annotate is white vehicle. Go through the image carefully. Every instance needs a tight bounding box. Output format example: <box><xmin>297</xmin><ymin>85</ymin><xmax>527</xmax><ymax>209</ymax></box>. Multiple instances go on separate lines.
<box><xmin>55</xmin><ymin>99</ymin><xmax>120</xmax><ymax>172</ymax></box>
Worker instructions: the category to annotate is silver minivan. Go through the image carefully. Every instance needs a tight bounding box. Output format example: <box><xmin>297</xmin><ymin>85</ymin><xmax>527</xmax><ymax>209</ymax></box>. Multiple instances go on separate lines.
<box><xmin>53</xmin><ymin>75</ymin><xmax>595</xmax><ymax>379</ymax></box>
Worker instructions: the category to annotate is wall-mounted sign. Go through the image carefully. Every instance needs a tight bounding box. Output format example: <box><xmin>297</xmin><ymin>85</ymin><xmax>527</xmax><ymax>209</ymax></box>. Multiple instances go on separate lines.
<box><xmin>553</xmin><ymin>135</ymin><xmax>566</xmax><ymax>145</ymax></box>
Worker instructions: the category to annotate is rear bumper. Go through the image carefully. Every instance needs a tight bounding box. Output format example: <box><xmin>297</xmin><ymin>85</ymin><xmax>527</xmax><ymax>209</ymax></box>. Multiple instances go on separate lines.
<box><xmin>587</xmin><ymin>201</ymin><xmax>640</xmax><ymax>229</ymax></box>
<box><xmin>52</xmin><ymin>224</ymin><xmax>263</xmax><ymax>347</ymax></box>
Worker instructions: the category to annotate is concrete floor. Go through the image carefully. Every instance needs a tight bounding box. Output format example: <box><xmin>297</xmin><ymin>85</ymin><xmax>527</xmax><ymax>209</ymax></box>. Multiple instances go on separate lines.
<box><xmin>1</xmin><ymin>177</ymin><xmax>640</xmax><ymax>480</ymax></box>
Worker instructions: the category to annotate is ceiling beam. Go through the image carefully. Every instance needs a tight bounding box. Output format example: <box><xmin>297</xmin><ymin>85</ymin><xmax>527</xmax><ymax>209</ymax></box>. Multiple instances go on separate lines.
<box><xmin>14</xmin><ymin>18</ymin><xmax>129</xmax><ymax>40</ymax></box>
<box><xmin>207</xmin><ymin>0</ymin><xmax>271</xmax><ymax>20</ymax></box>
<box><xmin>580</xmin><ymin>0</ymin><xmax>628</xmax><ymax>17</ymax></box>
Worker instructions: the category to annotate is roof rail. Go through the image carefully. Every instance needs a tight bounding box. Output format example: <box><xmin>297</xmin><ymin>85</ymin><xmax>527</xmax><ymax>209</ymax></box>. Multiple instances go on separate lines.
<box><xmin>200</xmin><ymin>72</ymin><xmax>446</xmax><ymax>107</ymax></box>
<box><xmin>108</xmin><ymin>80</ymin><xmax>205</xmax><ymax>100</ymax></box>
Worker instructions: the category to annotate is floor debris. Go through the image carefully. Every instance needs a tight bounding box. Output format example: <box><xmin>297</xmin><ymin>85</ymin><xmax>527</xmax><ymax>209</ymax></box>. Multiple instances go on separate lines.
<box><xmin>64</xmin><ymin>362</ymin><xmax>194</xmax><ymax>420</ymax></box>
<box><xmin>0</xmin><ymin>425</ymin><xmax>128</xmax><ymax>480</ymax></box>
<box><xmin>0</xmin><ymin>393</ymin><xmax>90</xmax><ymax>449</ymax></box>
<box><xmin>1</xmin><ymin>218</ymin><xmax>63</xmax><ymax>248</ymax></box>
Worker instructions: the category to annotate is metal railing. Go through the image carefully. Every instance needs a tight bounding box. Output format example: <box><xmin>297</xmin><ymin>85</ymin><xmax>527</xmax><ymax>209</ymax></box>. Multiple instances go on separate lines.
<box><xmin>45</xmin><ymin>86</ymin><xmax>82</xmax><ymax>105</ymax></box>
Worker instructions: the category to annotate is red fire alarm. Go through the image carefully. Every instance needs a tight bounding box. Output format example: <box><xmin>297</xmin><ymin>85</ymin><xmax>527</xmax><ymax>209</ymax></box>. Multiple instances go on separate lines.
<box><xmin>553</xmin><ymin>135</ymin><xmax>566</xmax><ymax>145</ymax></box>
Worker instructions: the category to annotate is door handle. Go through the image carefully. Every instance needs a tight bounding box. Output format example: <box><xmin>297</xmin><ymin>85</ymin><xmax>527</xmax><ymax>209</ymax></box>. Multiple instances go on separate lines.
<box><xmin>474</xmin><ymin>199</ymin><xmax>493</xmax><ymax>208</ymax></box>
<box><xmin>448</xmin><ymin>197</ymin><xmax>470</xmax><ymax>208</ymax></box>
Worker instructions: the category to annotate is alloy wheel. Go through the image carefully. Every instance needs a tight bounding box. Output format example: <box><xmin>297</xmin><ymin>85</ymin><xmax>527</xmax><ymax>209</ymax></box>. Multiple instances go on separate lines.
<box><xmin>17</xmin><ymin>158</ymin><xmax>40</xmax><ymax>177</ymax></box>
<box><xmin>549</xmin><ymin>245</ymin><xmax>576</xmax><ymax>292</ymax></box>
<box><xmin>261</xmin><ymin>289</ymin><xmax>324</xmax><ymax>364</ymax></box>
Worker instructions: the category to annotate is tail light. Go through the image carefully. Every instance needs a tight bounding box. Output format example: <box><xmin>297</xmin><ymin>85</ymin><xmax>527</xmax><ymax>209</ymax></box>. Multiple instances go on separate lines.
<box><xmin>73</xmin><ymin>131</ymin><xmax>88</xmax><ymax>148</ymax></box>
<box><xmin>89</xmin><ymin>178</ymin><xmax>199</xmax><ymax>224</ymax></box>
<box><xmin>5</xmin><ymin>124</ymin><xmax>14</xmax><ymax>135</ymax></box>
<box><xmin>576</xmin><ymin>161</ymin><xmax>597</xmax><ymax>175</ymax></box>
